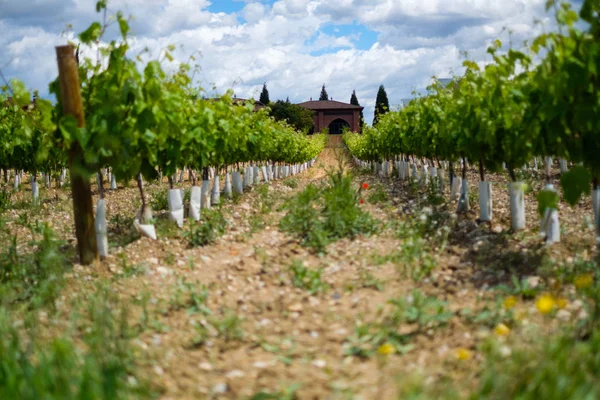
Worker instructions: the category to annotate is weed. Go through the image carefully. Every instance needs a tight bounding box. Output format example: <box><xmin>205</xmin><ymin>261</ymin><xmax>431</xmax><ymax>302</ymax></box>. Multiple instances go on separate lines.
<box><xmin>475</xmin><ymin>330</ymin><xmax>600</xmax><ymax>399</ymax></box>
<box><xmin>184</xmin><ymin>208</ymin><xmax>227</xmax><ymax>247</ymax></box>
<box><xmin>154</xmin><ymin>215</ymin><xmax>181</xmax><ymax>239</ymax></box>
<box><xmin>151</xmin><ymin>188</ymin><xmax>169</xmax><ymax>211</ymax></box>
<box><xmin>163</xmin><ymin>251</ymin><xmax>176</xmax><ymax>266</ymax></box>
<box><xmin>0</xmin><ymin>287</ymin><xmax>150</xmax><ymax>399</ymax></box>
<box><xmin>358</xmin><ymin>268</ymin><xmax>384</xmax><ymax>291</ymax></box>
<box><xmin>193</xmin><ymin>310</ymin><xmax>244</xmax><ymax>346</ymax></box>
<box><xmin>367</xmin><ymin>184</ymin><xmax>388</xmax><ymax>204</ymax></box>
<box><xmin>249</xmin><ymin>383</ymin><xmax>301</xmax><ymax>400</ymax></box>
<box><xmin>248</xmin><ymin>213</ymin><xmax>267</xmax><ymax>233</ymax></box>
<box><xmin>0</xmin><ymin>189</ymin><xmax>11</xmax><ymax>213</ymax></box>
<box><xmin>0</xmin><ymin>224</ymin><xmax>67</xmax><ymax>309</ymax></box>
<box><xmin>495</xmin><ymin>275</ymin><xmax>541</xmax><ymax>299</ymax></box>
<box><xmin>168</xmin><ymin>278</ymin><xmax>212</xmax><ymax>315</ymax></box>
<box><xmin>108</xmin><ymin>214</ymin><xmax>139</xmax><ymax>248</ymax></box>
<box><xmin>460</xmin><ymin>297</ymin><xmax>515</xmax><ymax>329</ymax></box>
<box><xmin>344</xmin><ymin>290</ymin><xmax>452</xmax><ymax>358</ymax></box>
<box><xmin>322</xmin><ymin>170</ymin><xmax>378</xmax><ymax>239</ymax></box>
<box><xmin>283</xmin><ymin>177</ymin><xmax>299</xmax><ymax>189</ymax></box>
<box><xmin>280</xmin><ymin>184</ymin><xmax>329</xmax><ymax>252</ymax></box>
<box><xmin>112</xmin><ymin>253</ymin><xmax>146</xmax><ymax>280</ymax></box>
<box><xmin>288</xmin><ymin>260</ymin><xmax>329</xmax><ymax>295</ymax></box>
<box><xmin>280</xmin><ymin>168</ymin><xmax>379</xmax><ymax>253</ymax></box>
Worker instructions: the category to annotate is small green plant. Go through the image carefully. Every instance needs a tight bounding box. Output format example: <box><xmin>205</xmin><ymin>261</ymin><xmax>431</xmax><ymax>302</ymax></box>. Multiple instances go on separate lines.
<box><xmin>358</xmin><ymin>268</ymin><xmax>384</xmax><ymax>291</ymax></box>
<box><xmin>280</xmin><ymin>184</ymin><xmax>329</xmax><ymax>252</ymax></box>
<box><xmin>0</xmin><ymin>287</ymin><xmax>150</xmax><ymax>399</ymax></box>
<box><xmin>151</xmin><ymin>189</ymin><xmax>169</xmax><ymax>211</ymax></box>
<box><xmin>367</xmin><ymin>184</ymin><xmax>388</xmax><ymax>204</ymax></box>
<box><xmin>495</xmin><ymin>275</ymin><xmax>541</xmax><ymax>299</ymax></box>
<box><xmin>288</xmin><ymin>260</ymin><xmax>329</xmax><ymax>295</ymax></box>
<box><xmin>283</xmin><ymin>177</ymin><xmax>299</xmax><ymax>189</ymax></box>
<box><xmin>193</xmin><ymin>310</ymin><xmax>244</xmax><ymax>346</ymax></box>
<box><xmin>321</xmin><ymin>170</ymin><xmax>378</xmax><ymax>240</ymax></box>
<box><xmin>0</xmin><ymin>189</ymin><xmax>11</xmax><ymax>213</ymax></box>
<box><xmin>112</xmin><ymin>253</ymin><xmax>146</xmax><ymax>280</ymax></box>
<box><xmin>108</xmin><ymin>214</ymin><xmax>139</xmax><ymax>247</ymax></box>
<box><xmin>280</xmin><ymin>169</ymin><xmax>378</xmax><ymax>253</ymax></box>
<box><xmin>249</xmin><ymin>383</ymin><xmax>301</xmax><ymax>400</ymax></box>
<box><xmin>475</xmin><ymin>330</ymin><xmax>600</xmax><ymax>400</ymax></box>
<box><xmin>460</xmin><ymin>297</ymin><xmax>515</xmax><ymax>329</ymax></box>
<box><xmin>344</xmin><ymin>290</ymin><xmax>452</xmax><ymax>358</ymax></box>
<box><xmin>0</xmin><ymin>224</ymin><xmax>67</xmax><ymax>309</ymax></box>
<box><xmin>168</xmin><ymin>278</ymin><xmax>212</xmax><ymax>315</ymax></box>
<box><xmin>184</xmin><ymin>208</ymin><xmax>227</xmax><ymax>247</ymax></box>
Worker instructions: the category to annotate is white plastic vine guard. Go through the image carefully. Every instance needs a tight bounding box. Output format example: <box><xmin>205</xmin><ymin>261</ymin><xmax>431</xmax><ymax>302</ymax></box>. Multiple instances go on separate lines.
<box><xmin>510</xmin><ymin>182</ymin><xmax>526</xmax><ymax>231</ymax></box>
<box><xmin>201</xmin><ymin>180</ymin><xmax>211</xmax><ymax>209</ymax></box>
<box><xmin>168</xmin><ymin>189</ymin><xmax>184</xmax><ymax>227</ymax></box>
<box><xmin>31</xmin><ymin>181</ymin><xmax>39</xmax><ymax>204</ymax></box>
<box><xmin>134</xmin><ymin>220</ymin><xmax>157</xmax><ymax>240</ymax></box>
<box><xmin>254</xmin><ymin>166</ymin><xmax>260</xmax><ymax>184</ymax></box>
<box><xmin>189</xmin><ymin>186</ymin><xmax>201</xmax><ymax>221</ymax></box>
<box><xmin>450</xmin><ymin>176</ymin><xmax>461</xmax><ymax>201</ymax></box>
<box><xmin>232</xmin><ymin>171</ymin><xmax>243</xmax><ymax>195</ymax></box>
<box><xmin>95</xmin><ymin>199</ymin><xmax>109</xmax><ymax>257</ymax></box>
<box><xmin>211</xmin><ymin>176</ymin><xmax>220</xmax><ymax>205</ymax></box>
<box><xmin>593</xmin><ymin>189</ymin><xmax>600</xmax><ymax>236</ymax></box>
<box><xmin>224</xmin><ymin>173</ymin><xmax>233</xmax><ymax>198</ymax></box>
<box><xmin>479</xmin><ymin>181</ymin><xmax>492</xmax><ymax>222</ymax></box>
<box><xmin>456</xmin><ymin>178</ymin><xmax>469</xmax><ymax>212</ymax></box>
<box><xmin>540</xmin><ymin>185</ymin><xmax>560</xmax><ymax>243</ymax></box>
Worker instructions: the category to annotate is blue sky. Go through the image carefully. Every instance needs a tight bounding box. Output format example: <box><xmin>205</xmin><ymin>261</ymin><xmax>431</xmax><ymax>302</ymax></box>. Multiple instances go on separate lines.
<box><xmin>0</xmin><ymin>0</ymin><xmax>574</xmax><ymax>124</ymax></box>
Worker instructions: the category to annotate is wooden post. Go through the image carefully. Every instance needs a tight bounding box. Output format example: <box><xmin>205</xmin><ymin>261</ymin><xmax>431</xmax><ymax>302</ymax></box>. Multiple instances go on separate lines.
<box><xmin>56</xmin><ymin>45</ymin><xmax>98</xmax><ymax>265</ymax></box>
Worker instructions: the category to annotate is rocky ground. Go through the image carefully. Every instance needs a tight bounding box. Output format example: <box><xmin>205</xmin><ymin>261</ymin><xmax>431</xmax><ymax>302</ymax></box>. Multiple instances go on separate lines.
<box><xmin>1</xmin><ymin>148</ymin><xmax>598</xmax><ymax>399</ymax></box>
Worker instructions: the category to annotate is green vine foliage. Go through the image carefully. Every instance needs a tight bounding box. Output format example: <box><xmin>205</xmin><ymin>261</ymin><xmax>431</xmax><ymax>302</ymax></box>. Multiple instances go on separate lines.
<box><xmin>40</xmin><ymin>1</ymin><xmax>326</xmax><ymax>187</ymax></box>
<box><xmin>344</xmin><ymin>0</ymin><xmax>600</xmax><ymax>204</ymax></box>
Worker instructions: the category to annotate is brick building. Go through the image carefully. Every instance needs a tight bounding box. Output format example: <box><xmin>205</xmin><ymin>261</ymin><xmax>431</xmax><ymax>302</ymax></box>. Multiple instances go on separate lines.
<box><xmin>297</xmin><ymin>100</ymin><xmax>363</xmax><ymax>135</ymax></box>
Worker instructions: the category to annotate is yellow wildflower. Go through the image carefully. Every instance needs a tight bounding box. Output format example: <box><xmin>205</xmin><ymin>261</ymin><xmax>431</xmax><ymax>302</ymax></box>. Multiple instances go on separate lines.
<box><xmin>503</xmin><ymin>296</ymin><xmax>518</xmax><ymax>310</ymax></box>
<box><xmin>556</xmin><ymin>297</ymin><xmax>568</xmax><ymax>310</ymax></box>
<box><xmin>456</xmin><ymin>348</ymin><xmax>473</xmax><ymax>361</ymax></box>
<box><xmin>536</xmin><ymin>293</ymin><xmax>556</xmax><ymax>314</ymax></box>
<box><xmin>377</xmin><ymin>343</ymin><xmax>395</xmax><ymax>356</ymax></box>
<box><xmin>494</xmin><ymin>323</ymin><xmax>511</xmax><ymax>336</ymax></box>
<box><xmin>574</xmin><ymin>274</ymin><xmax>594</xmax><ymax>290</ymax></box>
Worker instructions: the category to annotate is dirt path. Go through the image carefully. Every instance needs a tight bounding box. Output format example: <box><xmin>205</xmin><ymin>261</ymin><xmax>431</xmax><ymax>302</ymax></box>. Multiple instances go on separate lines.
<box><xmin>60</xmin><ymin>148</ymin><xmax>461</xmax><ymax>399</ymax></box>
<box><xmin>10</xmin><ymin>148</ymin><xmax>594</xmax><ymax>399</ymax></box>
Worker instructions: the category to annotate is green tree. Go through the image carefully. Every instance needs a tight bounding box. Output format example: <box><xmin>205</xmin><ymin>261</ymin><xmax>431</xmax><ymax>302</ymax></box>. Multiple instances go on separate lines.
<box><xmin>319</xmin><ymin>84</ymin><xmax>329</xmax><ymax>101</ymax></box>
<box><xmin>259</xmin><ymin>83</ymin><xmax>270</xmax><ymax>105</ymax></box>
<box><xmin>374</xmin><ymin>84</ymin><xmax>390</xmax><ymax>126</ymax></box>
<box><xmin>269</xmin><ymin>100</ymin><xmax>315</xmax><ymax>133</ymax></box>
<box><xmin>350</xmin><ymin>90</ymin><xmax>364</xmax><ymax>132</ymax></box>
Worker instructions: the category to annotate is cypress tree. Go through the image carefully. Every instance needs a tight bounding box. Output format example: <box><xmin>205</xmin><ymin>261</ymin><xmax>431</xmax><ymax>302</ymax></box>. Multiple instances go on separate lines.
<box><xmin>319</xmin><ymin>84</ymin><xmax>329</xmax><ymax>101</ymax></box>
<box><xmin>350</xmin><ymin>90</ymin><xmax>364</xmax><ymax>132</ymax></box>
<box><xmin>259</xmin><ymin>83</ymin><xmax>270</xmax><ymax>105</ymax></box>
<box><xmin>373</xmin><ymin>84</ymin><xmax>390</xmax><ymax>126</ymax></box>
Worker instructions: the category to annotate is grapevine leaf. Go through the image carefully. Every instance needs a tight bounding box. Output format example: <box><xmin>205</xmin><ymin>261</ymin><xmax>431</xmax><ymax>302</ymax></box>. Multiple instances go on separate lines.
<box><xmin>79</xmin><ymin>22</ymin><xmax>102</xmax><ymax>44</ymax></box>
<box><xmin>537</xmin><ymin>189</ymin><xmax>560</xmax><ymax>217</ymax></box>
<box><xmin>560</xmin><ymin>166</ymin><xmax>591</xmax><ymax>206</ymax></box>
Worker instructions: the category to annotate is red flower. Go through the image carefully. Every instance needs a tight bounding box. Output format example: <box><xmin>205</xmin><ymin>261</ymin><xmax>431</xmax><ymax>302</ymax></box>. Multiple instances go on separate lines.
<box><xmin>360</xmin><ymin>198</ymin><xmax>365</xmax><ymax>204</ymax></box>
<box><xmin>362</xmin><ymin>183</ymin><xmax>369</xmax><ymax>190</ymax></box>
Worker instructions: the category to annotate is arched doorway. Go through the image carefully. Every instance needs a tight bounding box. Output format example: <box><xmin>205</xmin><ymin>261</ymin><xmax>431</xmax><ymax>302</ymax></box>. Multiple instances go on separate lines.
<box><xmin>328</xmin><ymin>118</ymin><xmax>350</xmax><ymax>135</ymax></box>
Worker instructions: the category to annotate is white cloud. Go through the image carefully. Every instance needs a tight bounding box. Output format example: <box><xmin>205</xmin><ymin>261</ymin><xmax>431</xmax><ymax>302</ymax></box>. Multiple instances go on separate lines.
<box><xmin>0</xmin><ymin>0</ymin><xmax>576</xmax><ymax>123</ymax></box>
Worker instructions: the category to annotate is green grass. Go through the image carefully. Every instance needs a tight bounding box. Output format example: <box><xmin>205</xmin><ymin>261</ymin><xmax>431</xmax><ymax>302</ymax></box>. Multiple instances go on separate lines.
<box><xmin>183</xmin><ymin>208</ymin><xmax>227</xmax><ymax>247</ymax></box>
<box><xmin>288</xmin><ymin>260</ymin><xmax>329</xmax><ymax>295</ymax></box>
<box><xmin>0</xmin><ymin>286</ymin><xmax>151</xmax><ymax>399</ymax></box>
<box><xmin>280</xmin><ymin>168</ymin><xmax>379</xmax><ymax>253</ymax></box>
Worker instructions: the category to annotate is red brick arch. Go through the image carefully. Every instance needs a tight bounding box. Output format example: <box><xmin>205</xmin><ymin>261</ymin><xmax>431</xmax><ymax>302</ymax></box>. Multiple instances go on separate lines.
<box><xmin>296</xmin><ymin>100</ymin><xmax>363</xmax><ymax>134</ymax></box>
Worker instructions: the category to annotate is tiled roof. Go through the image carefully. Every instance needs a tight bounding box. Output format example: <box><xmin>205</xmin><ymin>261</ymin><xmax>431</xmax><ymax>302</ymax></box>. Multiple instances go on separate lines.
<box><xmin>297</xmin><ymin>100</ymin><xmax>363</xmax><ymax>111</ymax></box>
